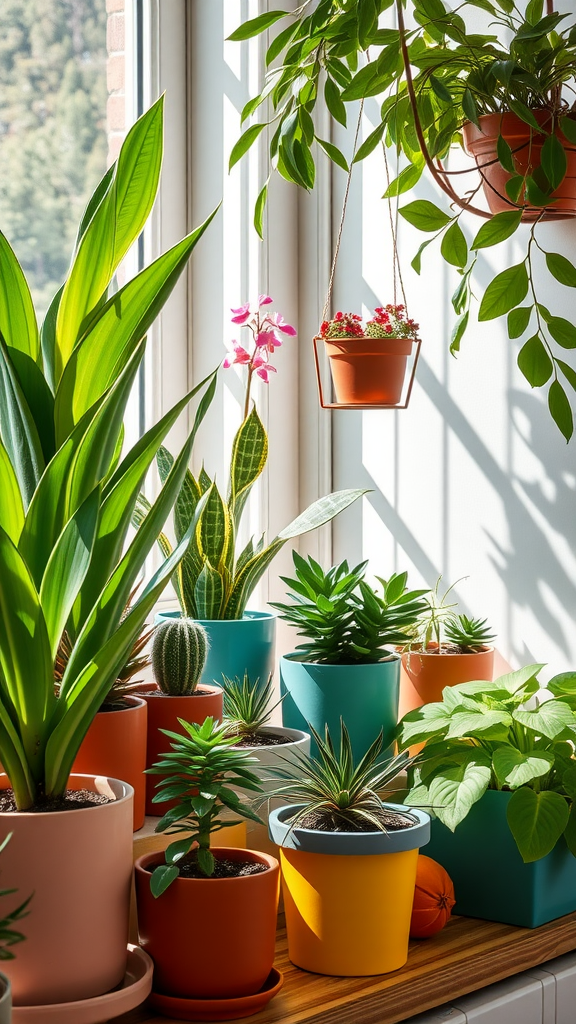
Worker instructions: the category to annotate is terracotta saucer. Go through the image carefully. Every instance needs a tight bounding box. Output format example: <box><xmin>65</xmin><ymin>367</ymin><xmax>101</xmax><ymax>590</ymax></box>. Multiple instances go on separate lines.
<box><xmin>149</xmin><ymin>967</ymin><xmax>284</xmax><ymax>1021</ymax></box>
<box><xmin>12</xmin><ymin>945</ymin><xmax>153</xmax><ymax>1023</ymax></box>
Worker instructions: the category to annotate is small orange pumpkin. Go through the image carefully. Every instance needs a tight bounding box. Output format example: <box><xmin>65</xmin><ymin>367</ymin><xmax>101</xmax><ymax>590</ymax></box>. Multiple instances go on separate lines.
<box><xmin>410</xmin><ymin>855</ymin><xmax>455</xmax><ymax>939</ymax></box>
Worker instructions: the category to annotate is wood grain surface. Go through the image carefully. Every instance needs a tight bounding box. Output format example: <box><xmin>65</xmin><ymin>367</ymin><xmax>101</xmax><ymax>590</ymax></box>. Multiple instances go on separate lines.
<box><xmin>112</xmin><ymin>909</ymin><xmax>576</xmax><ymax>1024</ymax></box>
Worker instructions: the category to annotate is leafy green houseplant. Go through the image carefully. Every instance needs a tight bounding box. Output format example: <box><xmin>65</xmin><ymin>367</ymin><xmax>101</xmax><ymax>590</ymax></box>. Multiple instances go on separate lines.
<box><xmin>398</xmin><ymin>665</ymin><xmax>576</xmax><ymax>926</ymax></box>
<box><xmin>0</xmin><ymin>95</ymin><xmax>220</xmax><ymax>1006</ymax></box>
<box><xmin>230</xmin><ymin>1</ymin><xmax>576</xmax><ymax>439</ymax></box>
<box><xmin>399</xmin><ymin>577</ymin><xmax>495</xmax><ymax>717</ymax></box>
<box><xmin>268</xmin><ymin>722</ymin><xmax>430</xmax><ymax>976</ymax></box>
<box><xmin>134</xmin><ymin>717</ymin><xmax>280</xmax><ymax>1002</ymax></box>
<box><xmin>275</xmin><ymin>552</ymin><xmax>428</xmax><ymax>760</ymax></box>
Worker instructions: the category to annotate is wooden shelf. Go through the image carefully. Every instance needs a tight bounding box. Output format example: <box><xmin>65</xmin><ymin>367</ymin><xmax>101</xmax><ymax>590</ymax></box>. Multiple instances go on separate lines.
<box><xmin>113</xmin><ymin>909</ymin><xmax>576</xmax><ymax>1024</ymax></box>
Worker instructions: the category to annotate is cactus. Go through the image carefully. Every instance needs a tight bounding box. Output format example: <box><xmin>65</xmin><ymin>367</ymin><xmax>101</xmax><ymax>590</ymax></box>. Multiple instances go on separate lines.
<box><xmin>152</xmin><ymin>618</ymin><xmax>209</xmax><ymax>695</ymax></box>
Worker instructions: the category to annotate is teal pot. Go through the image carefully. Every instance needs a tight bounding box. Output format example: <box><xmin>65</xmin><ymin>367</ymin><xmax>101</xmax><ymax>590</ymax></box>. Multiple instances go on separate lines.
<box><xmin>279</xmin><ymin>654</ymin><xmax>400</xmax><ymax>762</ymax></box>
<box><xmin>155</xmin><ymin>610</ymin><xmax>276</xmax><ymax>688</ymax></box>
<box><xmin>0</xmin><ymin>973</ymin><xmax>10</xmax><ymax>1024</ymax></box>
<box><xmin>425</xmin><ymin>789</ymin><xmax>576</xmax><ymax>927</ymax></box>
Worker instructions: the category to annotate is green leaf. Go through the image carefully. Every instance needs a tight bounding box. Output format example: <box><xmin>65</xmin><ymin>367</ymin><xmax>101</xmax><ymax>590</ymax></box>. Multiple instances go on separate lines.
<box><xmin>471</xmin><ymin>210</ymin><xmax>522</xmax><ymax>250</ymax></box>
<box><xmin>549</xmin><ymin>673</ymin><xmax>576</xmax><ymax>699</ymax></box>
<box><xmin>558</xmin><ymin>359</ymin><xmax>576</xmax><ymax>393</ymax></box>
<box><xmin>514</xmin><ymin>699</ymin><xmax>576</xmax><ymax>741</ymax></box>
<box><xmin>316</xmin><ymin>137</ymin><xmax>349</xmax><ymax>173</ymax></box>
<box><xmin>547</xmin><ymin>317</ymin><xmax>576</xmax><ymax>350</ymax></box>
<box><xmin>324</xmin><ymin>78</ymin><xmax>347</xmax><ymax>127</ymax></box>
<box><xmin>507</xmin><ymin>788</ymin><xmax>569</xmax><ymax>863</ymax></box>
<box><xmin>525</xmin><ymin>0</ymin><xmax>544</xmax><ymax>24</ymax></box>
<box><xmin>0</xmin><ymin>337</ymin><xmax>45</xmax><ymax>508</ymax></box>
<box><xmin>445</xmin><ymin>709</ymin><xmax>512</xmax><ymax>741</ymax></box>
<box><xmin>383</xmin><ymin>157</ymin><xmax>425</xmax><ymax>198</ymax></box>
<box><xmin>227</xmin><ymin>11</ymin><xmax>288</xmax><ymax>41</ymax></box>
<box><xmin>545</xmin><ymin>252</ymin><xmax>576</xmax><ymax>288</ymax></box>
<box><xmin>548</xmin><ymin>380</ymin><xmax>573</xmax><ymax>441</ymax></box>
<box><xmin>358</xmin><ymin>0</ymin><xmax>378</xmax><ymax>47</ymax></box>
<box><xmin>496</xmin><ymin>134</ymin><xmax>515</xmax><ymax>174</ymax></box>
<box><xmin>441</xmin><ymin>221</ymin><xmax>468</xmax><ymax>268</ymax></box>
<box><xmin>507</xmin><ymin>100</ymin><xmax>542</xmax><ymax>132</ymax></box>
<box><xmin>150</xmin><ymin>863</ymin><xmax>179</xmax><ymax>897</ymax></box>
<box><xmin>507</xmin><ymin>306</ymin><xmax>533</xmax><ymax>339</ymax></box>
<box><xmin>560</xmin><ymin>117</ymin><xmax>576</xmax><ymax>145</ymax></box>
<box><xmin>229</xmin><ymin>407</ymin><xmax>268</xmax><ymax>527</ymax></box>
<box><xmin>400</xmin><ymin>200</ymin><xmax>452</xmax><ymax>232</ymax></box>
<box><xmin>478</xmin><ymin>263</ymin><xmax>529</xmax><ymax>321</ymax></box>
<box><xmin>353</xmin><ymin>122</ymin><xmax>386</xmax><ymax>164</ymax></box>
<box><xmin>427</xmin><ymin>752</ymin><xmax>492</xmax><ymax>830</ymax></box>
<box><xmin>197</xmin><ymin>484</ymin><xmax>231</xmax><ymax>569</ymax></box>
<box><xmin>278</xmin><ymin>489</ymin><xmax>366</xmax><ymax>541</ymax></box>
<box><xmin>505</xmin><ymin>174</ymin><xmax>524</xmax><ymax>203</ymax></box>
<box><xmin>229</xmin><ymin>124</ymin><xmax>266</xmax><ymax>171</ymax></box>
<box><xmin>541</xmin><ymin>133</ymin><xmax>567</xmax><ymax>191</ymax></box>
<box><xmin>0</xmin><ymin>231</ymin><xmax>39</xmax><ymax>364</ymax></box>
<box><xmin>194</xmin><ymin>560</ymin><xmax>226</xmax><ymax>619</ymax></box>
<box><xmin>254</xmin><ymin>181</ymin><xmax>268</xmax><ymax>240</ymax></box>
<box><xmin>429</xmin><ymin>74</ymin><xmax>452</xmax><ymax>103</ymax></box>
<box><xmin>411</xmin><ymin>238</ymin><xmax>434</xmax><ymax>275</ymax></box>
<box><xmin>563</xmin><ymin>803</ymin><xmax>576</xmax><ymax>857</ymax></box>
<box><xmin>517</xmin><ymin>335</ymin><xmax>553</xmax><ymax>387</ymax></box>
<box><xmin>397</xmin><ymin>702</ymin><xmax>451</xmax><ymax>749</ymax></box>
<box><xmin>462</xmin><ymin>88</ymin><xmax>480</xmax><ymax>129</ymax></box>
<box><xmin>0</xmin><ymin>442</ymin><xmax>25</xmax><ymax>544</ymax></box>
<box><xmin>492</xmin><ymin>748</ymin><xmax>554</xmax><ymax>789</ymax></box>
<box><xmin>450</xmin><ymin>311</ymin><xmax>469</xmax><ymax>355</ymax></box>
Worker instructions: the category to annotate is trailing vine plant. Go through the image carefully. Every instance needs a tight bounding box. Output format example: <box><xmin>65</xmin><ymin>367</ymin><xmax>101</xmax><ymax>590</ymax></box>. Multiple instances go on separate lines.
<box><xmin>229</xmin><ymin>0</ymin><xmax>576</xmax><ymax>439</ymax></box>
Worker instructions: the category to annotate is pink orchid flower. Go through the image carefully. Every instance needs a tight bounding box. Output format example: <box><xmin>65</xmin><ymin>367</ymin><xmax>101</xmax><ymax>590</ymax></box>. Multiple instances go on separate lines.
<box><xmin>256</xmin><ymin>363</ymin><xmax>277</xmax><ymax>382</ymax></box>
<box><xmin>256</xmin><ymin>330</ymin><xmax>282</xmax><ymax>351</ymax></box>
<box><xmin>268</xmin><ymin>311</ymin><xmax>297</xmax><ymax>336</ymax></box>
<box><xmin>258</xmin><ymin>294</ymin><xmax>273</xmax><ymax>305</ymax></box>
<box><xmin>230</xmin><ymin>303</ymin><xmax>252</xmax><ymax>325</ymax></box>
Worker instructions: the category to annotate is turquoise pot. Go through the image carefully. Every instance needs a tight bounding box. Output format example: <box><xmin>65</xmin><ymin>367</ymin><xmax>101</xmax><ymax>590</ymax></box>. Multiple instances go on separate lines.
<box><xmin>279</xmin><ymin>654</ymin><xmax>400</xmax><ymax>762</ymax></box>
<box><xmin>425</xmin><ymin>789</ymin><xmax>576</xmax><ymax>927</ymax></box>
<box><xmin>154</xmin><ymin>610</ymin><xmax>276</xmax><ymax>688</ymax></box>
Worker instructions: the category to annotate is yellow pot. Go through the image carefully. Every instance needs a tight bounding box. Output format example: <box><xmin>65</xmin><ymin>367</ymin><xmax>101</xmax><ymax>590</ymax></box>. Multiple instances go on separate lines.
<box><xmin>269</xmin><ymin>803</ymin><xmax>430</xmax><ymax>976</ymax></box>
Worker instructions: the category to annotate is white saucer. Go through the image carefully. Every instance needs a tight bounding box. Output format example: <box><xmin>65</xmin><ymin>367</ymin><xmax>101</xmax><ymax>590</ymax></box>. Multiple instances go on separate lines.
<box><xmin>12</xmin><ymin>945</ymin><xmax>153</xmax><ymax>1023</ymax></box>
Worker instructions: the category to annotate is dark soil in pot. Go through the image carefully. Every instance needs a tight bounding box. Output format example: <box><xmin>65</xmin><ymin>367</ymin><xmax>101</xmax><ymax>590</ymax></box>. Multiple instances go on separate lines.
<box><xmin>231</xmin><ymin>732</ymin><xmax>291</xmax><ymax>748</ymax></box>
<box><xmin>0</xmin><ymin>789</ymin><xmax>111</xmax><ymax>813</ymax></box>
<box><xmin>295</xmin><ymin>807</ymin><xmax>418</xmax><ymax>832</ymax></box>
<box><xmin>144</xmin><ymin>854</ymin><xmax>267</xmax><ymax>880</ymax></box>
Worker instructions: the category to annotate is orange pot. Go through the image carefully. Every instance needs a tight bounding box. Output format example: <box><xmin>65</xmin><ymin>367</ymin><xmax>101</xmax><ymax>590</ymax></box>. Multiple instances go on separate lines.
<box><xmin>135</xmin><ymin>848</ymin><xmax>280</xmax><ymax>998</ymax></box>
<box><xmin>73</xmin><ymin>696</ymin><xmax>147</xmax><ymax>831</ymax></box>
<box><xmin>463</xmin><ymin>112</ymin><xmax>576</xmax><ymax>221</ymax></box>
<box><xmin>399</xmin><ymin>643</ymin><xmax>495</xmax><ymax>719</ymax></box>
<box><xmin>324</xmin><ymin>337</ymin><xmax>413</xmax><ymax>405</ymax></box>
<box><xmin>142</xmin><ymin>685</ymin><xmax>223</xmax><ymax>816</ymax></box>
<box><xmin>0</xmin><ymin>773</ymin><xmax>133</xmax><ymax>1006</ymax></box>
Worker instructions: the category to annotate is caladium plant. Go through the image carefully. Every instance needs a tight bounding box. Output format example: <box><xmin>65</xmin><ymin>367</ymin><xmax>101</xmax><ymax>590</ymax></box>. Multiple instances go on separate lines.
<box><xmin>398</xmin><ymin>664</ymin><xmax>576</xmax><ymax>863</ymax></box>
<box><xmin>0</xmin><ymin>97</ymin><xmax>219</xmax><ymax>809</ymax></box>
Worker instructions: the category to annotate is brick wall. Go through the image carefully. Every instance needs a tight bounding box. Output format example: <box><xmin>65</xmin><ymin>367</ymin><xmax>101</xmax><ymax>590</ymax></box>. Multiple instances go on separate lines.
<box><xmin>106</xmin><ymin>0</ymin><xmax>126</xmax><ymax>165</ymax></box>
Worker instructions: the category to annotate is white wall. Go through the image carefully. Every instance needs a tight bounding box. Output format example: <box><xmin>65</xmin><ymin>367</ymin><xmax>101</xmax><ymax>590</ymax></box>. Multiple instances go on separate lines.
<box><xmin>329</xmin><ymin>6</ymin><xmax>576</xmax><ymax>679</ymax></box>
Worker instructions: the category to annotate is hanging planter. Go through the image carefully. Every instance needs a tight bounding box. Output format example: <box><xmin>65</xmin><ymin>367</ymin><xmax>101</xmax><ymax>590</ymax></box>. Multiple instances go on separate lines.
<box><xmin>314</xmin><ymin>308</ymin><xmax>422</xmax><ymax>411</ymax></box>
<box><xmin>463</xmin><ymin>111</ymin><xmax>576</xmax><ymax>221</ymax></box>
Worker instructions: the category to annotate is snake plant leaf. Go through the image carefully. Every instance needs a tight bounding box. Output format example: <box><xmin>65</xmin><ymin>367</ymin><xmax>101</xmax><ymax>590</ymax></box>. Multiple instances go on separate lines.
<box><xmin>39</xmin><ymin>487</ymin><xmax>100</xmax><ymax>661</ymax></box>
<box><xmin>194</xmin><ymin>561</ymin><xmax>226</xmax><ymax>619</ymax></box>
<box><xmin>0</xmin><ymin>231</ymin><xmax>39</xmax><ymax>364</ymax></box>
<box><xmin>174</xmin><ymin>470</ymin><xmax>202</xmax><ymax>543</ymax></box>
<box><xmin>46</xmin><ymin>518</ymin><xmax>199</xmax><ymax>796</ymax></box>
<box><xmin>0</xmin><ymin>335</ymin><xmax>45</xmax><ymax>509</ymax></box>
<box><xmin>197</xmin><ymin>483</ymin><xmax>231</xmax><ymax>570</ymax></box>
<box><xmin>73</xmin><ymin>164</ymin><xmax>116</xmax><ymax>252</ymax></box>
<box><xmin>277</xmin><ymin>489</ymin><xmax>367</xmax><ymax>540</ymax></box>
<box><xmin>54</xmin><ymin>206</ymin><xmax>220</xmax><ymax>443</ymax></box>
<box><xmin>0</xmin><ymin>441</ymin><xmax>24</xmax><ymax>544</ymax></box>
<box><xmin>55</xmin><ymin>96</ymin><xmax>164</xmax><ymax>381</ymax></box>
<box><xmin>224</xmin><ymin>539</ymin><xmax>285</xmax><ymax>619</ymax></box>
<box><xmin>229</xmin><ymin>407</ymin><xmax>268</xmax><ymax>526</ymax></box>
<box><xmin>0</xmin><ymin>525</ymin><xmax>54</xmax><ymax>785</ymax></box>
<box><xmin>8</xmin><ymin>349</ymin><xmax>55</xmax><ymax>465</ymax></box>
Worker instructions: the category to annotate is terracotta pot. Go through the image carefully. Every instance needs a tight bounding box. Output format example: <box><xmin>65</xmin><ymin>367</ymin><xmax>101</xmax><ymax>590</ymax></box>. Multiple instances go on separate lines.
<box><xmin>324</xmin><ymin>337</ymin><xmax>413</xmax><ymax>405</ymax></box>
<box><xmin>142</xmin><ymin>685</ymin><xmax>223</xmax><ymax>815</ymax></box>
<box><xmin>463</xmin><ymin>111</ymin><xmax>576</xmax><ymax>220</ymax></box>
<box><xmin>399</xmin><ymin>643</ymin><xmax>495</xmax><ymax>719</ymax></box>
<box><xmin>135</xmin><ymin>847</ymin><xmax>280</xmax><ymax>998</ymax></box>
<box><xmin>0</xmin><ymin>773</ymin><xmax>133</xmax><ymax>1006</ymax></box>
<box><xmin>73</xmin><ymin>696</ymin><xmax>147</xmax><ymax>831</ymax></box>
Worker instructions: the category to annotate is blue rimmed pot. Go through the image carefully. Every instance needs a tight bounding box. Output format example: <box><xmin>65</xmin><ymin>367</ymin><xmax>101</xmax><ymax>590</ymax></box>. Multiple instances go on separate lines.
<box><xmin>279</xmin><ymin>653</ymin><xmax>400</xmax><ymax>762</ymax></box>
<box><xmin>155</xmin><ymin>610</ymin><xmax>276</xmax><ymax>688</ymax></box>
<box><xmin>269</xmin><ymin>802</ymin><xmax>430</xmax><ymax>976</ymax></box>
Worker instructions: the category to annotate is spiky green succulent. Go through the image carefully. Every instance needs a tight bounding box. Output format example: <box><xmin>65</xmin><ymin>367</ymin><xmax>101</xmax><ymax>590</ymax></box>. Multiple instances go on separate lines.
<box><xmin>222</xmin><ymin>672</ymin><xmax>282</xmax><ymax>741</ymax></box>
<box><xmin>152</xmin><ymin>618</ymin><xmax>209</xmax><ymax>696</ymax></box>
<box><xmin>444</xmin><ymin>615</ymin><xmax>495</xmax><ymax>652</ymax></box>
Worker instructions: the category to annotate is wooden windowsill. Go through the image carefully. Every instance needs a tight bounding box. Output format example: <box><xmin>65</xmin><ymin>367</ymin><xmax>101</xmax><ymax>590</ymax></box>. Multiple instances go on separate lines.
<box><xmin>115</xmin><ymin>909</ymin><xmax>576</xmax><ymax>1024</ymax></box>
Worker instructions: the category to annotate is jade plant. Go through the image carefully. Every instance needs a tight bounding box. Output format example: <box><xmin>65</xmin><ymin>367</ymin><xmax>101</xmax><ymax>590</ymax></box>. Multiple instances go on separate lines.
<box><xmin>0</xmin><ymin>96</ymin><xmax>219</xmax><ymax>809</ymax></box>
<box><xmin>271</xmin><ymin>552</ymin><xmax>428</xmax><ymax>664</ymax></box>
<box><xmin>136</xmin><ymin>296</ymin><xmax>365</xmax><ymax>620</ymax></box>
<box><xmin>229</xmin><ymin>1</ymin><xmax>576</xmax><ymax>439</ymax></box>
<box><xmin>152</xmin><ymin>618</ymin><xmax>209</xmax><ymax>696</ymax></box>
<box><xmin>403</xmin><ymin>577</ymin><xmax>495</xmax><ymax>655</ymax></box>
<box><xmin>222</xmin><ymin>672</ymin><xmax>282</xmax><ymax>743</ymax></box>
<box><xmin>147</xmin><ymin>716</ymin><xmax>265</xmax><ymax>895</ymax></box>
<box><xmin>398</xmin><ymin>665</ymin><xmax>576</xmax><ymax>862</ymax></box>
<box><xmin>267</xmin><ymin>720</ymin><xmax>414</xmax><ymax>832</ymax></box>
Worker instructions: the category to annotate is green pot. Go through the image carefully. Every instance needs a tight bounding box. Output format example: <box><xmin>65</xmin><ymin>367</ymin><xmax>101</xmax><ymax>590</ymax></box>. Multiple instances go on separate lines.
<box><xmin>425</xmin><ymin>789</ymin><xmax>576</xmax><ymax>927</ymax></box>
<box><xmin>154</xmin><ymin>610</ymin><xmax>276</xmax><ymax>688</ymax></box>
<box><xmin>279</xmin><ymin>654</ymin><xmax>400</xmax><ymax>762</ymax></box>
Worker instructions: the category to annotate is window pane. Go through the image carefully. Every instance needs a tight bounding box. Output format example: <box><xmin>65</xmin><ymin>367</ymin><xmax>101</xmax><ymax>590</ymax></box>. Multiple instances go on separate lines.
<box><xmin>0</xmin><ymin>0</ymin><xmax>108</xmax><ymax>319</ymax></box>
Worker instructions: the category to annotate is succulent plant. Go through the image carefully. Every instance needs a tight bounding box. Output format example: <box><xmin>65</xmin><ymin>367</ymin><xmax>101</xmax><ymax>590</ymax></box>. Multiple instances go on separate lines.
<box><xmin>152</xmin><ymin>618</ymin><xmax>209</xmax><ymax>696</ymax></box>
<box><xmin>403</xmin><ymin>577</ymin><xmax>495</xmax><ymax>655</ymax></box>
<box><xmin>444</xmin><ymin>615</ymin><xmax>495</xmax><ymax>653</ymax></box>
<box><xmin>222</xmin><ymin>673</ymin><xmax>282</xmax><ymax>742</ymax></box>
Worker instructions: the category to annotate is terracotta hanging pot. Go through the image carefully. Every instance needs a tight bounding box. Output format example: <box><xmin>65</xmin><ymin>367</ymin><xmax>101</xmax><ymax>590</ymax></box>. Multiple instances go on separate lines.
<box><xmin>142</xmin><ymin>684</ymin><xmax>223</xmax><ymax>816</ymax></box>
<box><xmin>463</xmin><ymin>111</ymin><xmax>576</xmax><ymax>221</ymax></box>
<box><xmin>73</xmin><ymin>696</ymin><xmax>147</xmax><ymax>831</ymax></box>
<box><xmin>323</xmin><ymin>336</ymin><xmax>413</xmax><ymax>405</ymax></box>
<box><xmin>135</xmin><ymin>847</ymin><xmax>279</xmax><ymax>999</ymax></box>
<box><xmin>399</xmin><ymin>643</ymin><xmax>495</xmax><ymax>719</ymax></box>
<box><xmin>0</xmin><ymin>773</ymin><xmax>133</xmax><ymax>1007</ymax></box>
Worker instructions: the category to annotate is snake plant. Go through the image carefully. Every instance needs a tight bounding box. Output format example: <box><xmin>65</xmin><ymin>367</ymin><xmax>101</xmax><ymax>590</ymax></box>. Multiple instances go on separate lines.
<box><xmin>0</xmin><ymin>96</ymin><xmax>219</xmax><ymax>809</ymax></box>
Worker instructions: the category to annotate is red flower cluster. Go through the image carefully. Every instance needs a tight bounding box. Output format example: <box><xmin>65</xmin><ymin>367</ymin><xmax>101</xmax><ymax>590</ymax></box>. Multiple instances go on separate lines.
<box><xmin>320</xmin><ymin>312</ymin><xmax>364</xmax><ymax>339</ymax></box>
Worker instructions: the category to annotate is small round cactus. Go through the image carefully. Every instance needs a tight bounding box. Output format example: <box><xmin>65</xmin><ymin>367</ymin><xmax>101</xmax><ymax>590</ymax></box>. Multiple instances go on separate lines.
<box><xmin>152</xmin><ymin>618</ymin><xmax>209</xmax><ymax>695</ymax></box>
